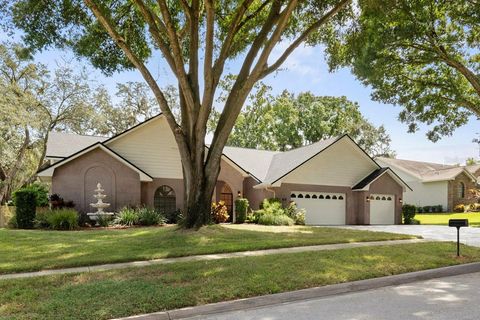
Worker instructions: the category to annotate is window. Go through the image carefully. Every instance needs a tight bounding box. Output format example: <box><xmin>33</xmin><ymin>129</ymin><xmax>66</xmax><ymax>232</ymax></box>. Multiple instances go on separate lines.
<box><xmin>319</xmin><ymin>195</ymin><xmax>324</xmax><ymax>199</ymax></box>
<box><xmin>154</xmin><ymin>185</ymin><xmax>176</xmax><ymax>215</ymax></box>
<box><xmin>312</xmin><ymin>195</ymin><xmax>318</xmax><ymax>199</ymax></box>
<box><xmin>291</xmin><ymin>194</ymin><xmax>297</xmax><ymax>198</ymax></box>
<box><xmin>305</xmin><ymin>194</ymin><xmax>311</xmax><ymax>198</ymax></box>
<box><xmin>326</xmin><ymin>195</ymin><xmax>331</xmax><ymax>199</ymax></box>
<box><xmin>458</xmin><ymin>182</ymin><xmax>465</xmax><ymax>199</ymax></box>
<box><xmin>332</xmin><ymin>195</ymin><xmax>337</xmax><ymax>200</ymax></box>
<box><xmin>220</xmin><ymin>184</ymin><xmax>233</xmax><ymax>215</ymax></box>
<box><xmin>339</xmin><ymin>196</ymin><xmax>344</xmax><ymax>200</ymax></box>
<box><xmin>298</xmin><ymin>194</ymin><xmax>304</xmax><ymax>198</ymax></box>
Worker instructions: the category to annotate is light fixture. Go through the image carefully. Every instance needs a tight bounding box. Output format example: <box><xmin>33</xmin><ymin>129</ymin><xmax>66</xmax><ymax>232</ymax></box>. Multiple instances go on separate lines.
<box><xmin>237</xmin><ymin>191</ymin><xmax>242</xmax><ymax>197</ymax></box>
<box><xmin>366</xmin><ymin>196</ymin><xmax>370</xmax><ymax>202</ymax></box>
<box><xmin>399</xmin><ymin>198</ymin><xmax>403</xmax><ymax>203</ymax></box>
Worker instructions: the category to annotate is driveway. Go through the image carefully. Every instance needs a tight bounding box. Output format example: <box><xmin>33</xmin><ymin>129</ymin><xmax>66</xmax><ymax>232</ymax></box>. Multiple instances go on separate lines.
<box><xmin>333</xmin><ymin>225</ymin><xmax>480</xmax><ymax>247</ymax></box>
<box><xmin>186</xmin><ymin>272</ymin><xmax>480</xmax><ymax>320</ymax></box>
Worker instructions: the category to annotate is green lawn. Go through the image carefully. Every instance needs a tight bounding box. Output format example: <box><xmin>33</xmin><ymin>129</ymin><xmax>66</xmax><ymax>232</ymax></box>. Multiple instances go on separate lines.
<box><xmin>0</xmin><ymin>224</ymin><xmax>416</xmax><ymax>274</ymax></box>
<box><xmin>416</xmin><ymin>212</ymin><xmax>480</xmax><ymax>226</ymax></box>
<box><xmin>1</xmin><ymin>242</ymin><xmax>478</xmax><ymax>320</ymax></box>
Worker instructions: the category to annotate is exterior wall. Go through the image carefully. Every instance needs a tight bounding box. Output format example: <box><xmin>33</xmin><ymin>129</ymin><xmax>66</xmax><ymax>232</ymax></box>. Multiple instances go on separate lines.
<box><xmin>141</xmin><ymin>178</ymin><xmax>184</xmax><ymax>211</ymax></box>
<box><xmin>368</xmin><ymin>174</ymin><xmax>403</xmax><ymax>224</ymax></box>
<box><xmin>282</xmin><ymin>139</ymin><xmax>378</xmax><ymax>187</ymax></box>
<box><xmin>376</xmin><ymin>159</ymin><xmax>449</xmax><ymax>211</ymax></box>
<box><xmin>107</xmin><ymin>116</ymin><xmax>183</xmax><ymax>179</ymax></box>
<box><xmin>243</xmin><ymin>177</ymin><xmax>268</xmax><ymax>210</ymax></box>
<box><xmin>272</xmin><ymin>183</ymin><xmax>358</xmax><ymax>224</ymax></box>
<box><xmin>448</xmin><ymin>172</ymin><xmax>476</xmax><ymax>210</ymax></box>
<box><xmin>52</xmin><ymin>148</ymin><xmax>141</xmax><ymax>213</ymax></box>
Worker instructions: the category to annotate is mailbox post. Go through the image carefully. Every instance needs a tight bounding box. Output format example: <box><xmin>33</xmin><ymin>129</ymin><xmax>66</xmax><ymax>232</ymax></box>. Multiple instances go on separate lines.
<box><xmin>448</xmin><ymin>219</ymin><xmax>469</xmax><ymax>256</ymax></box>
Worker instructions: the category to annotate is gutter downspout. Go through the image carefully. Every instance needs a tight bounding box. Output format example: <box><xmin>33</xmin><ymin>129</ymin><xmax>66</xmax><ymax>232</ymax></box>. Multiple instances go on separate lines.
<box><xmin>265</xmin><ymin>186</ymin><xmax>276</xmax><ymax>198</ymax></box>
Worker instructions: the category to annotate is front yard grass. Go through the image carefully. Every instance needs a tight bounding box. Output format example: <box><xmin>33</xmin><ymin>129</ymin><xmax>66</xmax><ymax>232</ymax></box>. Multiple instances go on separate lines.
<box><xmin>1</xmin><ymin>242</ymin><xmax>479</xmax><ymax>320</ymax></box>
<box><xmin>0</xmin><ymin>224</ymin><xmax>416</xmax><ymax>274</ymax></box>
<box><xmin>416</xmin><ymin>212</ymin><xmax>480</xmax><ymax>226</ymax></box>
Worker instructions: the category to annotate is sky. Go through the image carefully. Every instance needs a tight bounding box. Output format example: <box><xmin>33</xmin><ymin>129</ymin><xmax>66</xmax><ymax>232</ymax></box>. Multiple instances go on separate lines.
<box><xmin>26</xmin><ymin>39</ymin><xmax>480</xmax><ymax>166</ymax></box>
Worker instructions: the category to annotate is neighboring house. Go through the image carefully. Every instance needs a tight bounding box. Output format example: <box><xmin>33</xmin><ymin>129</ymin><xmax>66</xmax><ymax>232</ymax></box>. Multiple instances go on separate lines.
<box><xmin>376</xmin><ymin>157</ymin><xmax>478</xmax><ymax>211</ymax></box>
<box><xmin>38</xmin><ymin>114</ymin><xmax>410</xmax><ymax>225</ymax></box>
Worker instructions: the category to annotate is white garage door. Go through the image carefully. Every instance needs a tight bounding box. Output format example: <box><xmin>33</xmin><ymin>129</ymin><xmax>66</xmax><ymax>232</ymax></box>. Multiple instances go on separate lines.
<box><xmin>291</xmin><ymin>192</ymin><xmax>346</xmax><ymax>225</ymax></box>
<box><xmin>370</xmin><ymin>194</ymin><xmax>395</xmax><ymax>225</ymax></box>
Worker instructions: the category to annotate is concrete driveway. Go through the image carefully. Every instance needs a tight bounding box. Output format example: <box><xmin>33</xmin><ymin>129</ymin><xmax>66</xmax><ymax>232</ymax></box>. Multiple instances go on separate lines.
<box><xmin>334</xmin><ymin>225</ymin><xmax>480</xmax><ymax>247</ymax></box>
<box><xmin>186</xmin><ymin>272</ymin><xmax>480</xmax><ymax>320</ymax></box>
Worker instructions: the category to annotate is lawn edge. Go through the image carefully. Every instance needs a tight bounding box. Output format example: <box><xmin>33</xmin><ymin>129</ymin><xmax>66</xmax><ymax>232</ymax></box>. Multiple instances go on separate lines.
<box><xmin>0</xmin><ymin>239</ymin><xmax>426</xmax><ymax>279</ymax></box>
<box><xmin>113</xmin><ymin>261</ymin><xmax>480</xmax><ymax>320</ymax></box>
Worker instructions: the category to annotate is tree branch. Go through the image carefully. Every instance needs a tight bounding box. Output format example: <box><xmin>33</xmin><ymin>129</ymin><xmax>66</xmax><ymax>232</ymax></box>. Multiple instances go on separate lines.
<box><xmin>260</xmin><ymin>0</ymin><xmax>351</xmax><ymax>78</ymax></box>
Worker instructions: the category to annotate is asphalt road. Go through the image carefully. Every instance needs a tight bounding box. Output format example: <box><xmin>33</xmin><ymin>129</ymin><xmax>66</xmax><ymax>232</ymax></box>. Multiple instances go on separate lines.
<box><xmin>186</xmin><ymin>272</ymin><xmax>480</xmax><ymax>320</ymax></box>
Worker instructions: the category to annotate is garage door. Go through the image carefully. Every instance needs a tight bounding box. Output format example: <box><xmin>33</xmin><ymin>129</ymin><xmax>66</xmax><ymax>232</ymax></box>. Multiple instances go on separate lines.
<box><xmin>370</xmin><ymin>194</ymin><xmax>395</xmax><ymax>224</ymax></box>
<box><xmin>291</xmin><ymin>192</ymin><xmax>346</xmax><ymax>225</ymax></box>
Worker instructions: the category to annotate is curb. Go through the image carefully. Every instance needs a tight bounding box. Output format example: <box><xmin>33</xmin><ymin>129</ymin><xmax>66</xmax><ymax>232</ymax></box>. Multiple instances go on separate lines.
<box><xmin>113</xmin><ymin>262</ymin><xmax>480</xmax><ymax>320</ymax></box>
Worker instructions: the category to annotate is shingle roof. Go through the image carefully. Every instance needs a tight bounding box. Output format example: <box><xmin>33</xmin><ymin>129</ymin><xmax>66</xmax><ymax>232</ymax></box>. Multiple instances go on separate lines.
<box><xmin>46</xmin><ymin>132</ymin><xmax>107</xmax><ymax>158</ymax></box>
<box><xmin>222</xmin><ymin>146</ymin><xmax>281</xmax><ymax>181</ymax></box>
<box><xmin>466</xmin><ymin>164</ymin><xmax>480</xmax><ymax>176</ymax></box>
<box><xmin>352</xmin><ymin>168</ymin><xmax>388</xmax><ymax>190</ymax></box>
<box><xmin>376</xmin><ymin>157</ymin><xmax>476</xmax><ymax>182</ymax></box>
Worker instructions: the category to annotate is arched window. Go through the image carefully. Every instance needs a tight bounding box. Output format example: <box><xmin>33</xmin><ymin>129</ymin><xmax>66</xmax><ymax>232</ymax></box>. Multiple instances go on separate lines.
<box><xmin>458</xmin><ymin>182</ymin><xmax>465</xmax><ymax>199</ymax></box>
<box><xmin>291</xmin><ymin>194</ymin><xmax>297</xmax><ymax>198</ymax></box>
<box><xmin>339</xmin><ymin>196</ymin><xmax>344</xmax><ymax>200</ymax></box>
<box><xmin>298</xmin><ymin>194</ymin><xmax>304</xmax><ymax>198</ymax></box>
<box><xmin>319</xmin><ymin>195</ymin><xmax>324</xmax><ymax>199</ymax></box>
<box><xmin>332</xmin><ymin>195</ymin><xmax>337</xmax><ymax>200</ymax></box>
<box><xmin>312</xmin><ymin>195</ymin><xmax>318</xmax><ymax>199</ymax></box>
<box><xmin>305</xmin><ymin>194</ymin><xmax>311</xmax><ymax>198</ymax></box>
<box><xmin>154</xmin><ymin>185</ymin><xmax>176</xmax><ymax>214</ymax></box>
<box><xmin>326</xmin><ymin>195</ymin><xmax>331</xmax><ymax>199</ymax></box>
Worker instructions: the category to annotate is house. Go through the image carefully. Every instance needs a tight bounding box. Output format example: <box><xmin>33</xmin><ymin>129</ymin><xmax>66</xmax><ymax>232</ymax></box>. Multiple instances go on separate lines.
<box><xmin>376</xmin><ymin>157</ymin><xmax>478</xmax><ymax>211</ymax></box>
<box><xmin>38</xmin><ymin>114</ymin><xmax>410</xmax><ymax>225</ymax></box>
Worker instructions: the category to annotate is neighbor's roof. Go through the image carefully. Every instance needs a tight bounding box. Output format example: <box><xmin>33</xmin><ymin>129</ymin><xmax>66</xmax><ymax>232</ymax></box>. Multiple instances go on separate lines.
<box><xmin>46</xmin><ymin>132</ymin><xmax>107</xmax><ymax>158</ymax></box>
<box><xmin>376</xmin><ymin>157</ymin><xmax>477</xmax><ymax>182</ymax></box>
<box><xmin>465</xmin><ymin>164</ymin><xmax>480</xmax><ymax>176</ymax></box>
<box><xmin>222</xmin><ymin>146</ymin><xmax>281</xmax><ymax>181</ymax></box>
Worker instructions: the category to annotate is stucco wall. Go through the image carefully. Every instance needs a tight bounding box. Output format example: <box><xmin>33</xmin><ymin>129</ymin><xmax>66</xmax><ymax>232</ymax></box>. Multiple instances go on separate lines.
<box><xmin>141</xmin><ymin>178</ymin><xmax>184</xmax><ymax>211</ymax></box>
<box><xmin>368</xmin><ymin>174</ymin><xmax>403</xmax><ymax>224</ymax></box>
<box><xmin>52</xmin><ymin>148</ymin><xmax>141</xmax><ymax>213</ymax></box>
<box><xmin>448</xmin><ymin>172</ymin><xmax>476</xmax><ymax>210</ymax></box>
<box><xmin>243</xmin><ymin>177</ymin><xmax>267</xmax><ymax>210</ymax></box>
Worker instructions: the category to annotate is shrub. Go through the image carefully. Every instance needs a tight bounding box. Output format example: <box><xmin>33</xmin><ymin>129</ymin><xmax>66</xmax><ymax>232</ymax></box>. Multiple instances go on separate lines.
<box><xmin>14</xmin><ymin>189</ymin><xmax>37</xmax><ymax>229</ymax></box>
<box><xmin>49</xmin><ymin>194</ymin><xmax>75</xmax><ymax>209</ymax></box>
<box><xmin>422</xmin><ymin>206</ymin><xmax>432</xmax><ymax>213</ymax></box>
<box><xmin>96</xmin><ymin>214</ymin><xmax>112</xmax><ymax>227</ymax></box>
<box><xmin>453</xmin><ymin>204</ymin><xmax>465</xmax><ymax>213</ymax></box>
<box><xmin>433</xmin><ymin>205</ymin><xmax>443</xmax><ymax>213</ymax></box>
<box><xmin>258</xmin><ymin>213</ymin><xmax>294</xmax><ymax>226</ymax></box>
<box><xmin>13</xmin><ymin>183</ymin><xmax>49</xmax><ymax>207</ymax></box>
<box><xmin>211</xmin><ymin>201</ymin><xmax>229</xmax><ymax>223</ymax></box>
<box><xmin>416</xmin><ymin>206</ymin><xmax>423</xmax><ymax>213</ymax></box>
<box><xmin>469</xmin><ymin>203</ymin><xmax>480</xmax><ymax>212</ymax></box>
<box><xmin>234</xmin><ymin>198</ymin><xmax>249</xmax><ymax>224</ymax></box>
<box><xmin>45</xmin><ymin>209</ymin><xmax>79</xmax><ymax>230</ymax></box>
<box><xmin>285</xmin><ymin>202</ymin><xmax>306</xmax><ymax>225</ymax></box>
<box><xmin>402</xmin><ymin>204</ymin><xmax>416</xmax><ymax>224</ymax></box>
<box><xmin>114</xmin><ymin>207</ymin><xmax>139</xmax><ymax>226</ymax></box>
<box><xmin>34</xmin><ymin>210</ymin><xmax>51</xmax><ymax>229</ymax></box>
<box><xmin>138</xmin><ymin>207</ymin><xmax>165</xmax><ymax>226</ymax></box>
<box><xmin>165</xmin><ymin>209</ymin><xmax>183</xmax><ymax>224</ymax></box>
<box><xmin>259</xmin><ymin>198</ymin><xmax>281</xmax><ymax>209</ymax></box>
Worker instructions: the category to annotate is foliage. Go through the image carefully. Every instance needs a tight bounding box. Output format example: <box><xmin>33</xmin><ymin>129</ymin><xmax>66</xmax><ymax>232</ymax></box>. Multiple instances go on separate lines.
<box><xmin>258</xmin><ymin>213</ymin><xmax>294</xmax><ymax>226</ymax></box>
<box><xmin>96</xmin><ymin>214</ymin><xmax>113</xmax><ymax>227</ymax></box>
<box><xmin>453</xmin><ymin>204</ymin><xmax>466</xmax><ymax>213</ymax></box>
<box><xmin>164</xmin><ymin>209</ymin><xmax>183</xmax><ymax>224</ymax></box>
<box><xmin>234</xmin><ymin>198</ymin><xmax>249</xmax><ymax>224</ymax></box>
<box><xmin>114</xmin><ymin>207</ymin><xmax>139</xmax><ymax>227</ymax></box>
<box><xmin>210</xmin><ymin>86</ymin><xmax>395</xmax><ymax>157</ymax></box>
<box><xmin>468</xmin><ymin>203</ymin><xmax>480</xmax><ymax>212</ymax></box>
<box><xmin>328</xmin><ymin>0</ymin><xmax>480</xmax><ymax>142</ymax></box>
<box><xmin>14</xmin><ymin>188</ymin><xmax>36</xmax><ymax>228</ymax></box>
<box><xmin>49</xmin><ymin>194</ymin><xmax>75</xmax><ymax>210</ymax></box>
<box><xmin>14</xmin><ymin>183</ymin><xmax>49</xmax><ymax>207</ymax></box>
<box><xmin>211</xmin><ymin>201</ymin><xmax>229</xmax><ymax>224</ymax></box>
<box><xmin>6</xmin><ymin>0</ymin><xmax>353</xmax><ymax>228</ymax></box>
<box><xmin>402</xmin><ymin>204</ymin><xmax>416</xmax><ymax>225</ymax></box>
<box><xmin>137</xmin><ymin>207</ymin><xmax>165</xmax><ymax>226</ymax></box>
<box><xmin>44</xmin><ymin>209</ymin><xmax>79</xmax><ymax>230</ymax></box>
<box><xmin>285</xmin><ymin>202</ymin><xmax>306</xmax><ymax>225</ymax></box>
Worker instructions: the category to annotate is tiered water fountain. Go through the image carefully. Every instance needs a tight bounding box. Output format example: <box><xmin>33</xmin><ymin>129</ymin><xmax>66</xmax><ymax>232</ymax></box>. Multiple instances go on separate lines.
<box><xmin>87</xmin><ymin>182</ymin><xmax>114</xmax><ymax>224</ymax></box>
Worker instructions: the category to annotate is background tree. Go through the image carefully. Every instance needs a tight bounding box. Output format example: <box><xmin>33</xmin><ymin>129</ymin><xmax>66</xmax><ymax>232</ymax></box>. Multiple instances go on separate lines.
<box><xmin>211</xmin><ymin>85</ymin><xmax>395</xmax><ymax>157</ymax></box>
<box><xmin>7</xmin><ymin>0</ymin><xmax>353</xmax><ymax>227</ymax></box>
<box><xmin>327</xmin><ymin>0</ymin><xmax>480</xmax><ymax>142</ymax></box>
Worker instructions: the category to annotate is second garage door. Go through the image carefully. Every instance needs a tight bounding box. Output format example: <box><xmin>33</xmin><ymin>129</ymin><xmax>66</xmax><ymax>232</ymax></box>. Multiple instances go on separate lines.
<box><xmin>292</xmin><ymin>192</ymin><xmax>346</xmax><ymax>225</ymax></box>
<box><xmin>370</xmin><ymin>194</ymin><xmax>395</xmax><ymax>224</ymax></box>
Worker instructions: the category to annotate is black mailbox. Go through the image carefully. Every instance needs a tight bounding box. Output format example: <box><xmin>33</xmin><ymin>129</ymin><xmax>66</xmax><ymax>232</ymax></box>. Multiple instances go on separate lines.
<box><xmin>449</xmin><ymin>219</ymin><xmax>469</xmax><ymax>256</ymax></box>
<box><xmin>449</xmin><ymin>219</ymin><xmax>469</xmax><ymax>228</ymax></box>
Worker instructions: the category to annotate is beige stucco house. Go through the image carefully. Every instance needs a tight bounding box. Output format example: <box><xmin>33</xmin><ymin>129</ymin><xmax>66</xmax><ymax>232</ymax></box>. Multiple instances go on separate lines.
<box><xmin>376</xmin><ymin>157</ymin><xmax>479</xmax><ymax>211</ymax></box>
<box><xmin>38</xmin><ymin>114</ymin><xmax>410</xmax><ymax>225</ymax></box>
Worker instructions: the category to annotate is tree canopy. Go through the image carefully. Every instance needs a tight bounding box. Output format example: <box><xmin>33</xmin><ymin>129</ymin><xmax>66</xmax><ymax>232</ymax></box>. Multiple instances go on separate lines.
<box><xmin>328</xmin><ymin>0</ymin><xmax>480</xmax><ymax>141</ymax></box>
<box><xmin>4</xmin><ymin>0</ymin><xmax>353</xmax><ymax>227</ymax></box>
<box><xmin>210</xmin><ymin>83</ymin><xmax>395</xmax><ymax>157</ymax></box>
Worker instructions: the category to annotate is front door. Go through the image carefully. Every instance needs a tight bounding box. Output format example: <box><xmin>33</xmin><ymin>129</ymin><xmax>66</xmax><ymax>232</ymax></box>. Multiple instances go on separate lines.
<box><xmin>220</xmin><ymin>184</ymin><xmax>233</xmax><ymax>221</ymax></box>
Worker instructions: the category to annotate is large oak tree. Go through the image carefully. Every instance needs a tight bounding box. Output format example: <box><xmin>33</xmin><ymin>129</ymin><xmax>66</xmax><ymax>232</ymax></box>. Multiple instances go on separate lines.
<box><xmin>6</xmin><ymin>0</ymin><xmax>352</xmax><ymax>227</ymax></box>
<box><xmin>328</xmin><ymin>0</ymin><xmax>480</xmax><ymax>142</ymax></box>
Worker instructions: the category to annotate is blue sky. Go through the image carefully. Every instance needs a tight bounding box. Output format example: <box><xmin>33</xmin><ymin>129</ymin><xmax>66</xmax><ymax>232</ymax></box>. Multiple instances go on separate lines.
<box><xmin>32</xmin><ymin>42</ymin><xmax>479</xmax><ymax>165</ymax></box>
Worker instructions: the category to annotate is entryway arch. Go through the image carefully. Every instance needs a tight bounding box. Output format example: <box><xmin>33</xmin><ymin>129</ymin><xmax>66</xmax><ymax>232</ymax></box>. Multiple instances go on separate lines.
<box><xmin>220</xmin><ymin>183</ymin><xmax>234</xmax><ymax>221</ymax></box>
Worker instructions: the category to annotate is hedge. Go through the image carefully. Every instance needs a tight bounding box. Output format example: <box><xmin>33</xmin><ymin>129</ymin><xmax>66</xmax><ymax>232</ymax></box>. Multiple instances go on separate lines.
<box><xmin>15</xmin><ymin>189</ymin><xmax>37</xmax><ymax>229</ymax></box>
